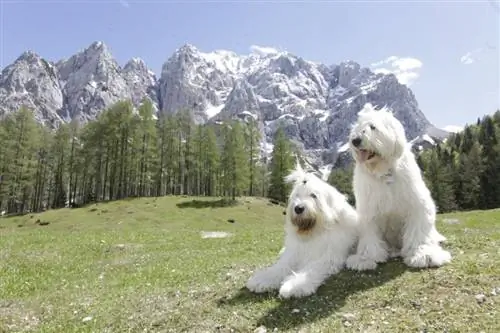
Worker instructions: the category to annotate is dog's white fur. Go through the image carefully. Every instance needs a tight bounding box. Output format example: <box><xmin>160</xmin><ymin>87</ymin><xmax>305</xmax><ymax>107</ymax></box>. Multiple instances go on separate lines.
<box><xmin>246</xmin><ymin>162</ymin><xmax>358</xmax><ymax>298</ymax></box>
<box><xmin>346</xmin><ymin>103</ymin><xmax>451</xmax><ymax>271</ymax></box>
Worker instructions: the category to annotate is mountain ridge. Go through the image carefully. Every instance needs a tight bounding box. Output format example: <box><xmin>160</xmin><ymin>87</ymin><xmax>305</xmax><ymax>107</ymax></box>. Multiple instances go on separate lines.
<box><xmin>0</xmin><ymin>41</ymin><xmax>457</xmax><ymax>172</ymax></box>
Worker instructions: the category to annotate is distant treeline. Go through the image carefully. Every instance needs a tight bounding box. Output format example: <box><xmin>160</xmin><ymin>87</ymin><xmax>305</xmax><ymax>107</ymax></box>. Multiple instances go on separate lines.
<box><xmin>2</xmin><ymin>99</ymin><xmax>498</xmax><ymax>215</ymax></box>
<box><xmin>0</xmin><ymin>98</ymin><xmax>296</xmax><ymax>214</ymax></box>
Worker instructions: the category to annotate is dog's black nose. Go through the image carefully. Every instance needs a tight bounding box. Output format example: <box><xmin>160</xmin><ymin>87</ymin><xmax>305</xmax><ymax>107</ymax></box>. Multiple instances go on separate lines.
<box><xmin>294</xmin><ymin>205</ymin><xmax>305</xmax><ymax>214</ymax></box>
<box><xmin>351</xmin><ymin>137</ymin><xmax>362</xmax><ymax>147</ymax></box>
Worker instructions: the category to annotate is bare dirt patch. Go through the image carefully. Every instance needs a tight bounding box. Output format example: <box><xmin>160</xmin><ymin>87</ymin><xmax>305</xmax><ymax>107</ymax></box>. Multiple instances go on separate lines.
<box><xmin>442</xmin><ymin>218</ymin><xmax>460</xmax><ymax>224</ymax></box>
<box><xmin>200</xmin><ymin>231</ymin><xmax>233</xmax><ymax>239</ymax></box>
<box><xmin>0</xmin><ymin>300</ymin><xmax>42</xmax><ymax>333</ymax></box>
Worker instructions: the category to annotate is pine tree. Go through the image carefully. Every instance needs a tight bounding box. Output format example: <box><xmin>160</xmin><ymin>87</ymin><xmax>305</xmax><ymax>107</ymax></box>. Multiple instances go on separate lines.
<box><xmin>0</xmin><ymin>116</ymin><xmax>12</xmax><ymax>210</ymax></box>
<box><xmin>51</xmin><ymin>123</ymin><xmax>71</xmax><ymax>208</ymax></box>
<box><xmin>268</xmin><ymin>127</ymin><xmax>294</xmax><ymax>203</ymax></box>
<box><xmin>478</xmin><ymin>116</ymin><xmax>500</xmax><ymax>209</ymax></box>
<box><xmin>244</xmin><ymin>117</ymin><xmax>261</xmax><ymax>196</ymax></box>
<box><xmin>32</xmin><ymin>127</ymin><xmax>53</xmax><ymax>211</ymax></box>
<box><xmin>424</xmin><ymin>148</ymin><xmax>456</xmax><ymax>213</ymax></box>
<box><xmin>203</xmin><ymin>125</ymin><xmax>220</xmax><ymax>196</ymax></box>
<box><xmin>6</xmin><ymin>107</ymin><xmax>42</xmax><ymax>213</ymax></box>
<box><xmin>455</xmin><ymin>142</ymin><xmax>482</xmax><ymax>210</ymax></box>
<box><xmin>460</xmin><ymin>126</ymin><xmax>475</xmax><ymax>154</ymax></box>
<box><xmin>220</xmin><ymin>121</ymin><xmax>249</xmax><ymax>201</ymax></box>
<box><xmin>136</xmin><ymin>98</ymin><xmax>158</xmax><ymax>197</ymax></box>
<box><xmin>67</xmin><ymin>119</ymin><xmax>81</xmax><ymax>206</ymax></box>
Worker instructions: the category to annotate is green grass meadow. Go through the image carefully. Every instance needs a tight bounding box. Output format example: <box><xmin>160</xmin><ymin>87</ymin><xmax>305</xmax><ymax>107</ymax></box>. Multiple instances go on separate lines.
<box><xmin>1</xmin><ymin>196</ymin><xmax>499</xmax><ymax>332</ymax></box>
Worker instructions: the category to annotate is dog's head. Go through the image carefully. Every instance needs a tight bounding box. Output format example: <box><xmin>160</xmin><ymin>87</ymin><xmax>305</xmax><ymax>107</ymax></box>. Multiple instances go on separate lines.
<box><xmin>348</xmin><ymin>103</ymin><xmax>407</xmax><ymax>166</ymax></box>
<box><xmin>284</xmin><ymin>162</ymin><xmax>341</xmax><ymax>235</ymax></box>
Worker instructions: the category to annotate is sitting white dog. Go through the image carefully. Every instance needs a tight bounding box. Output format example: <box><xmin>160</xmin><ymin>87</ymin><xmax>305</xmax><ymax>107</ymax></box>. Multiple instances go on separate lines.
<box><xmin>346</xmin><ymin>103</ymin><xmax>451</xmax><ymax>271</ymax></box>
<box><xmin>246</xmin><ymin>162</ymin><xmax>358</xmax><ymax>298</ymax></box>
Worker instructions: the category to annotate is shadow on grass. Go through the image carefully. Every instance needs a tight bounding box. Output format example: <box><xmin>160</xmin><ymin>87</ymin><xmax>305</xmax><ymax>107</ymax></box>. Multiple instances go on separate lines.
<box><xmin>217</xmin><ymin>260</ymin><xmax>408</xmax><ymax>331</ymax></box>
<box><xmin>176</xmin><ymin>198</ymin><xmax>240</xmax><ymax>209</ymax></box>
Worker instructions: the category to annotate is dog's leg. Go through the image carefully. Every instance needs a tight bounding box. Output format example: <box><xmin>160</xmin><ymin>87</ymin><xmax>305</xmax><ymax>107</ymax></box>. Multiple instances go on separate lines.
<box><xmin>346</xmin><ymin>217</ymin><xmax>389</xmax><ymax>271</ymax></box>
<box><xmin>401</xmin><ymin>213</ymin><xmax>452</xmax><ymax>268</ymax></box>
<box><xmin>278</xmin><ymin>253</ymin><xmax>343</xmax><ymax>299</ymax></box>
<box><xmin>246</xmin><ymin>248</ymin><xmax>296</xmax><ymax>293</ymax></box>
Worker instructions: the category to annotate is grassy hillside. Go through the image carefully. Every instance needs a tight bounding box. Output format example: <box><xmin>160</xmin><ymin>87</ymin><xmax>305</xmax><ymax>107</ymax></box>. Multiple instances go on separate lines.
<box><xmin>1</xmin><ymin>197</ymin><xmax>499</xmax><ymax>333</ymax></box>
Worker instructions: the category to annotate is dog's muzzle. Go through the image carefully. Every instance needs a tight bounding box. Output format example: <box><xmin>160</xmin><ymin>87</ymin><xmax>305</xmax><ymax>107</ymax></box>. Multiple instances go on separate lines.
<box><xmin>291</xmin><ymin>216</ymin><xmax>316</xmax><ymax>233</ymax></box>
<box><xmin>291</xmin><ymin>205</ymin><xmax>316</xmax><ymax>233</ymax></box>
<box><xmin>351</xmin><ymin>137</ymin><xmax>378</xmax><ymax>162</ymax></box>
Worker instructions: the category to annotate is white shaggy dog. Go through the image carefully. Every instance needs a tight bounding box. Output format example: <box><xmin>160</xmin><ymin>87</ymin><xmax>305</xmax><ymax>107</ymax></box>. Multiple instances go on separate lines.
<box><xmin>246</xmin><ymin>162</ymin><xmax>358</xmax><ymax>298</ymax></box>
<box><xmin>346</xmin><ymin>103</ymin><xmax>451</xmax><ymax>271</ymax></box>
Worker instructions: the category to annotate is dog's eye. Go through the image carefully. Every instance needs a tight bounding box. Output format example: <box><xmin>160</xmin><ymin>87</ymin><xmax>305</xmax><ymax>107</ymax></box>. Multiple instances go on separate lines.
<box><xmin>369</xmin><ymin>124</ymin><xmax>376</xmax><ymax>130</ymax></box>
<box><xmin>310</xmin><ymin>193</ymin><xmax>317</xmax><ymax>199</ymax></box>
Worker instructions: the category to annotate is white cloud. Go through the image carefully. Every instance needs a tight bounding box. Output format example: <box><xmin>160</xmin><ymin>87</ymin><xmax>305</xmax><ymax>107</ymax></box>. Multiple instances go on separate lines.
<box><xmin>119</xmin><ymin>0</ymin><xmax>130</xmax><ymax>8</ymax></box>
<box><xmin>370</xmin><ymin>56</ymin><xmax>423</xmax><ymax>86</ymax></box>
<box><xmin>460</xmin><ymin>52</ymin><xmax>475</xmax><ymax>65</ymax></box>
<box><xmin>249</xmin><ymin>45</ymin><xmax>280</xmax><ymax>56</ymax></box>
<box><xmin>442</xmin><ymin>125</ymin><xmax>464</xmax><ymax>133</ymax></box>
<box><xmin>460</xmin><ymin>48</ymin><xmax>484</xmax><ymax>65</ymax></box>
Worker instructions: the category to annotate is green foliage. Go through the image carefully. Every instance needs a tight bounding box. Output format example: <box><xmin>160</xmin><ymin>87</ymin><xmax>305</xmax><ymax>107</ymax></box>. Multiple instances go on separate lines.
<box><xmin>220</xmin><ymin>121</ymin><xmax>249</xmax><ymax>200</ymax></box>
<box><xmin>6</xmin><ymin>101</ymin><xmax>496</xmax><ymax>215</ymax></box>
<box><xmin>268</xmin><ymin>127</ymin><xmax>295</xmax><ymax>203</ymax></box>
<box><xmin>422</xmin><ymin>147</ymin><xmax>457</xmax><ymax>212</ymax></box>
<box><xmin>0</xmin><ymin>103</ymin><xmax>297</xmax><ymax>213</ymax></box>
<box><xmin>244</xmin><ymin>117</ymin><xmax>261</xmax><ymax>196</ymax></box>
<box><xmin>417</xmin><ymin>110</ymin><xmax>500</xmax><ymax>212</ymax></box>
<box><xmin>0</xmin><ymin>107</ymin><xmax>44</xmax><ymax>212</ymax></box>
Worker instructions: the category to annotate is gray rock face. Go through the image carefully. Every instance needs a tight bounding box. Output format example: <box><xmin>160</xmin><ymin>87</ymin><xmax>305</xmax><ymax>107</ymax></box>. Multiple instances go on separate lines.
<box><xmin>56</xmin><ymin>41</ymin><xmax>132</xmax><ymax>123</ymax></box>
<box><xmin>0</xmin><ymin>41</ymin><xmax>159</xmax><ymax>126</ymax></box>
<box><xmin>158</xmin><ymin>44</ymin><xmax>239</xmax><ymax>123</ymax></box>
<box><xmin>122</xmin><ymin>57</ymin><xmax>159</xmax><ymax>111</ymax></box>
<box><xmin>0</xmin><ymin>51</ymin><xmax>64</xmax><ymax>127</ymax></box>
<box><xmin>0</xmin><ymin>41</ymin><xmax>449</xmax><ymax>171</ymax></box>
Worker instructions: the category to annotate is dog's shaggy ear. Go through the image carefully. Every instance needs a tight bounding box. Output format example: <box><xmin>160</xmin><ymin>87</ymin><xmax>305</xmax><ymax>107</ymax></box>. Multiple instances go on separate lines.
<box><xmin>320</xmin><ymin>185</ymin><xmax>340</xmax><ymax>223</ymax></box>
<box><xmin>284</xmin><ymin>167</ymin><xmax>305</xmax><ymax>184</ymax></box>
<box><xmin>284</xmin><ymin>157</ymin><xmax>305</xmax><ymax>184</ymax></box>
<box><xmin>358</xmin><ymin>103</ymin><xmax>377</xmax><ymax>115</ymax></box>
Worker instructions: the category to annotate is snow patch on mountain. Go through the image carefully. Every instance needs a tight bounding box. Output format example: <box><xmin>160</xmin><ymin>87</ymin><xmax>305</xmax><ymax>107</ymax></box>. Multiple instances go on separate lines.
<box><xmin>205</xmin><ymin>104</ymin><xmax>225</xmax><ymax>118</ymax></box>
<box><xmin>422</xmin><ymin>134</ymin><xmax>435</xmax><ymax>145</ymax></box>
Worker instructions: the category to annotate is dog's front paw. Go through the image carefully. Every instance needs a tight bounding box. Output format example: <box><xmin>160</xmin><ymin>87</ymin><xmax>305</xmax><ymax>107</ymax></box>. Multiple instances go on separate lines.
<box><xmin>404</xmin><ymin>245</ymin><xmax>452</xmax><ymax>268</ymax></box>
<box><xmin>246</xmin><ymin>269</ymin><xmax>281</xmax><ymax>293</ymax></box>
<box><xmin>279</xmin><ymin>273</ymin><xmax>317</xmax><ymax>299</ymax></box>
<box><xmin>346</xmin><ymin>254</ymin><xmax>378</xmax><ymax>271</ymax></box>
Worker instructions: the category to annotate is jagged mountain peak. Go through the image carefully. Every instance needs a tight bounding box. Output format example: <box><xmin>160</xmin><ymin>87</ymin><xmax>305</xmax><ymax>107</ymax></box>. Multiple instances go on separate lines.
<box><xmin>15</xmin><ymin>50</ymin><xmax>43</xmax><ymax>63</ymax></box>
<box><xmin>85</xmin><ymin>40</ymin><xmax>109</xmax><ymax>55</ymax></box>
<box><xmin>0</xmin><ymin>49</ymin><xmax>64</xmax><ymax>127</ymax></box>
<box><xmin>177</xmin><ymin>43</ymin><xmax>199</xmax><ymax>54</ymax></box>
<box><xmin>169</xmin><ymin>44</ymin><xmax>309</xmax><ymax>78</ymax></box>
<box><xmin>123</xmin><ymin>57</ymin><xmax>156</xmax><ymax>78</ymax></box>
<box><xmin>59</xmin><ymin>40</ymin><xmax>111</xmax><ymax>64</ymax></box>
<box><xmin>124</xmin><ymin>57</ymin><xmax>146</xmax><ymax>68</ymax></box>
<box><xmin>168</xmin><ymin>44</ymin><xmax>243</xmax><ymax>76</ymax></box>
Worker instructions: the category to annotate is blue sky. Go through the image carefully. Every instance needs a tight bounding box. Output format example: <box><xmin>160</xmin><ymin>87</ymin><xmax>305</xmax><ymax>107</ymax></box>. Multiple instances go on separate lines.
<box><xmin>1</xmin><ymin>0</ymin><xmax>499</xmax><ymax>129</ymax></box>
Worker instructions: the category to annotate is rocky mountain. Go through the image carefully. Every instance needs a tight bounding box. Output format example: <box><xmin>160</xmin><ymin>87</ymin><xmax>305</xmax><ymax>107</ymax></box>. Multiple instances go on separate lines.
<box><xmin>0</xmin><ymin>41</ymin><xmax>453</xmax><ymax>174</ymax></box>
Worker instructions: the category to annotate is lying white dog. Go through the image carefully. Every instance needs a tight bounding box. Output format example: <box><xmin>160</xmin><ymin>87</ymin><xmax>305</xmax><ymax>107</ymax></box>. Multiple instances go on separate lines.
<box><xmin>346</xmin><ymin>103</ymin><xmax>451</xmax><ymax>271</ymax></box>
<box><xmin>246</xmin><ymin>162</ymin><xmax>358</xmax><ymax>298</ymax></box>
